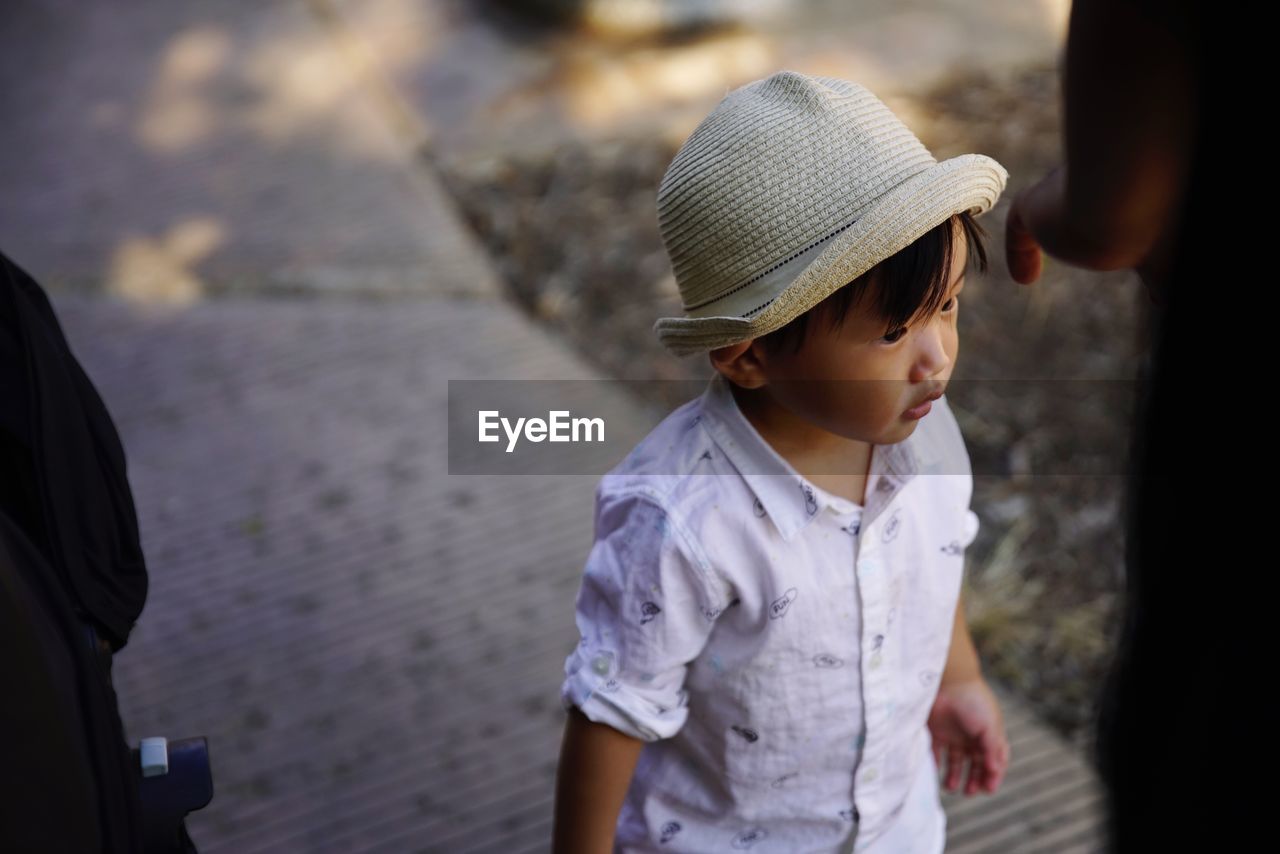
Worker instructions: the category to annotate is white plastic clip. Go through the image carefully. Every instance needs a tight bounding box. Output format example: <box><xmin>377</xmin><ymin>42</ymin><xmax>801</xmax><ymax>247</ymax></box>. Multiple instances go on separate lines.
<box><xmin>140</xmin><ymin>737</ymin><xmax>169</xmax><ymax>778</ymax></box>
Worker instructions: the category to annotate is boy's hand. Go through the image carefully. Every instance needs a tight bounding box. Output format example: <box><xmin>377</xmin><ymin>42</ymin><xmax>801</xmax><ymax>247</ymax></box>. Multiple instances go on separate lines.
<box><xmin>926</xmin><ymin>677</ymin><xmax>1010</xmax><ymax>797</ymax></box>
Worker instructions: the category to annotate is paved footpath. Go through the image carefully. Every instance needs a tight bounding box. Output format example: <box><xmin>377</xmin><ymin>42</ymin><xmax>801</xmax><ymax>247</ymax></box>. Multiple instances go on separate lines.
<box><xmin>2</xmin><ymin>1</ymin><xmax>1104</xmax><ymax>851</ymax></box>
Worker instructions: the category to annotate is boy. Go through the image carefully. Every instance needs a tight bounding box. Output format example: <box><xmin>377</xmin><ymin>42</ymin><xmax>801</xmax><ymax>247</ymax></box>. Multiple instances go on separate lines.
<box><xmin>554</xmin><ymin>71</ymin><xmax>1011</xmax><ymax>853</ymax></box>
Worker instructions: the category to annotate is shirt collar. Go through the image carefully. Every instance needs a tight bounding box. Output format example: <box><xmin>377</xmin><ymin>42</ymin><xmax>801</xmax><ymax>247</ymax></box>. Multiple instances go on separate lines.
<box><xmin>697</xmin><ymin>372</ymin><xmax>923</xmax><ymax>543</ymax></box>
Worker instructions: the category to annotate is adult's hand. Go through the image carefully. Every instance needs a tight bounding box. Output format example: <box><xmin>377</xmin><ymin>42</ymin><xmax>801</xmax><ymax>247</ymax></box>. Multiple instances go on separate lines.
<box><xmin>1004</xmin><ymin>168</ymin><xmax>1059</xmax><ymax>287</ymax></box>
<box><xmin>1006</xmin><ymin>163</ymin><xmax>1171</xmax><ymax>308</ymax></box>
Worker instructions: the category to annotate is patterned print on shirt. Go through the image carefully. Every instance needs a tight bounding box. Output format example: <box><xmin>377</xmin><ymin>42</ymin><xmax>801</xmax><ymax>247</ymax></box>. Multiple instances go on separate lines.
<box><xmin>940</xmin><ymin>539</ymin><xmax>963</xmax><ymax>555</ymax></box>
<box><xmin>731</xmin><ymin>725</ymin><xmax>759</xmax><ymax>743</ymax></box>
<box><xmin>813</xmin><ymin>653</ymin><xmax>844</xmax><ymax>668</ymax></box>
<box><xmin>640</xmin><ymin>601</ymin><xmax>662</xmax><ymax>624</ymax></box>
<box><xmin>700</xmin><ymin>595</ymin><xmax>741</xmax><ymax>623</ymax></box>
<box><xmin>659</xmin><ymin>821</ymin><xmax>682</xmax><ymax>844</ymax></box>
<box><xmin>800</xmin><ymin>483</ymin><xmax>818</xmax><ymax>516</ymax></box>
<box><xmin>769</xmin><ymin>587</ymin><xmax>799</xmax><ymax>619</ymax></box>
<box><xmin>753</xmin><ymin>496</ymin><xmax>766</xmax><ymax>518</ymax></box>
<box><xmin>731</xmin><ymin>827</ymin><xmax>768</xmax><ymax>849</ymax></box>
<box><xmin>872</xmin><ymin>633</ymin><xmax>884</xmax><ymax>651</ymax></box>
<box><xmin>843</xmin><ymin>519</ymin><xmax>861</xmax><ymax>536</ymax></box>
<box><xmin>771</xmin><ymin>772</ymin><xmax>799</xmax><ymax>788</ymax></box>
<box><xmin>881</xmin><ymin>508</ymin><xmax>902</xmax><ymax>543</ymax></box>
<box><xmin>839</xmin><ymin>807</ymin><xmax>860</xmax><ymax>823</ymax></box>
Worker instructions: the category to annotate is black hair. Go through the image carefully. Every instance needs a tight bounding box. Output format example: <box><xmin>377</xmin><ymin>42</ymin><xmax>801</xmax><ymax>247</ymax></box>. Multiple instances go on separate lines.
<box><xmin>756</xmin><ymin>210</ymin><xmax>990</xmax><ymax>357</ymax></box>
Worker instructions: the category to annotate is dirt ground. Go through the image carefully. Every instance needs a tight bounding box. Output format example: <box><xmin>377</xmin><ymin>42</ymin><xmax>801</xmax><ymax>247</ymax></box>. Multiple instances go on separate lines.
<box><xmin>428</xmin><ymin>60</ymin><xmax>1150</xmax><ymax>760</ymax></box>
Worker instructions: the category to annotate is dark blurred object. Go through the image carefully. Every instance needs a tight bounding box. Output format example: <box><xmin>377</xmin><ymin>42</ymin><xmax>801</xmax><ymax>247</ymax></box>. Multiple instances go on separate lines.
<box><xmin>1007</xmin><ymin>0</ymin><xmax>1257</xmax><ymax>849</ymax></box>
<box><xmin>0</xmin><ymin>250</ymin><xmax>148</xmax><ymax>655</ymax></box>
<box><xmin>0</xmin><ymin>509</ymin><xmax>138</xmax><ymax>853</ymax></box>
<box><xmin>1094</xmin><ymin>23</ymin><xmax>1256</xmax><ymax>848</ymax></box>
<box><xmin>486</xmin><ymin>0</ymin><xmax>790</xmax><ymax>38</ymax></box>
<box><xmin>0</xmin><ymin>249</ymin><xmax>212</xmax><ymax>852</ymax></box>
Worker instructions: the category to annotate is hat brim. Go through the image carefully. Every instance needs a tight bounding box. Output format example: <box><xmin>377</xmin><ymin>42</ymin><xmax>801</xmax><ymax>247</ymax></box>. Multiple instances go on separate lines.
<box><xmin>653</xmin><ymin>153</ymin><xmax>1009</xmax><ymax>358</ymax></box>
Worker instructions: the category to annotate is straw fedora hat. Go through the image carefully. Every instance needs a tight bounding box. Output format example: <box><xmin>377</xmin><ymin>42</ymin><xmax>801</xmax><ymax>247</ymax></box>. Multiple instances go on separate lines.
<box><xmin>653</xmin><ymin>69</ymin><xmax>1008</xmax><ymax>357</ymax></box>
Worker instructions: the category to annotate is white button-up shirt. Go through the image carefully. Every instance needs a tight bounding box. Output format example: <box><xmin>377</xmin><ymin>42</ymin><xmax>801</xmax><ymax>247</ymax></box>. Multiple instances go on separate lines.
<box><xmin>561</xmin><ymin>372</ymin><xmax>981</xmax><ymax>853</ymax></box>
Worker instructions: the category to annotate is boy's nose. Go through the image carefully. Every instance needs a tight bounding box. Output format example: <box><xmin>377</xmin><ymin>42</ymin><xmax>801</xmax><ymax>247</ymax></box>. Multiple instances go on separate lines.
<box><xmin>911</xmin><ymin>328</ymin><xmax>953</xmax><ymax>378</ymax></box>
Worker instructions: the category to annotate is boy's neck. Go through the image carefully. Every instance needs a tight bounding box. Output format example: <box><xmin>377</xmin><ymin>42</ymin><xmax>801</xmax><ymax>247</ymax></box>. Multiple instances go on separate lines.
<box><xmin>729</xmin><ymin>381</ymin><xmax>874</xmax><ymax>506</ymax></box>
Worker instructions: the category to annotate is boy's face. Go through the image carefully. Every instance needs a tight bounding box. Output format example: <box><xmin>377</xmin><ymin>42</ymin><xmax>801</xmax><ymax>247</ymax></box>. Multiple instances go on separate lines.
<box><xmin>711</xmin><ymin>233</ymin><xmax>967</xmax><ymax>448</ymax></box>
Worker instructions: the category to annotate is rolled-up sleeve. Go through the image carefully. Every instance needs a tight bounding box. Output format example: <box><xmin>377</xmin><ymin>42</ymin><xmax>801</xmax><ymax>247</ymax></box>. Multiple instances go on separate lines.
<box><xmin>560</xmin><ymin>486</ymin><xmax>730</xmax><ymax>742</ymax></box>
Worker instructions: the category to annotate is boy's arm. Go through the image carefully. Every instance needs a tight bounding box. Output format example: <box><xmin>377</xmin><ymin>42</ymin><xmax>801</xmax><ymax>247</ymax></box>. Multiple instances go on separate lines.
<box><xmin>939</xmin><ymin>589</ymin><xmax>983</xmax><ymax>687</ymax></box>
<box><xmin>553</xmin><ymin>489</ymin><xmax>729</xmax><ymax>850</ymax></box>
<box><xmin>552</xmin><ymin>705</ymin><xmax>645</xmax><ymax>854</ymax></box>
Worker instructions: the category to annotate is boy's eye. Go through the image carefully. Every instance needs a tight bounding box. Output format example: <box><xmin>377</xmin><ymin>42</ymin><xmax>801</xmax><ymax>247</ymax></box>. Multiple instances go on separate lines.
<box><xmin>880</xmin><ymin>296</ymin><xmax>959</xmax><ymax>344</ymax></box>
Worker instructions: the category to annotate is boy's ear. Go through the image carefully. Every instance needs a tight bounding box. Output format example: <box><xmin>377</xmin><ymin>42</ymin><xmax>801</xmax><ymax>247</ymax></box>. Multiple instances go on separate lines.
<box><xmin>709</xmin><ymin>339</ymin><xmax>769</xmax><ymax>389</ymax></box>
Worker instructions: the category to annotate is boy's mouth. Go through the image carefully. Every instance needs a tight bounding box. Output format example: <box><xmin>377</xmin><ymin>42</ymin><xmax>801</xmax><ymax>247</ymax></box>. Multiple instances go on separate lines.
<box><xmin>903</xmin><ymin>386</ymin><xmax>945</xmax><ymax>419</ymax></box>
<box><xmin>907</xmin><ymin>386</ymin><xmax>945</xmax><ymax>411</ymax></box>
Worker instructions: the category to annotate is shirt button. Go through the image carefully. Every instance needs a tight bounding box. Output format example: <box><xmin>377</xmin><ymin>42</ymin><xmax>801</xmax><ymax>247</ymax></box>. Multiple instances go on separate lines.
<box><xmin>863</xmin><ymin>768</ymin><xmax>877</xmax><ymax>782</ymax></box>
<box><xmin>869</xmin><ymin>652</ymin><xmax>882</xmax><ymax>669</ymax></box>
<box><xmin>592</xmin><ymin>655</ymin><xmax>610</xmax><ymax>675</ymax></box>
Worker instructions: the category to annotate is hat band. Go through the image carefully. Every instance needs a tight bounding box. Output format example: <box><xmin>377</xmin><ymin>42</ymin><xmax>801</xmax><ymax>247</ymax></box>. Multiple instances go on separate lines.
<box><xmin>682</xmin><ymin>213</ymin><xmax>860</xmax><ymax>320</ymax></box>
